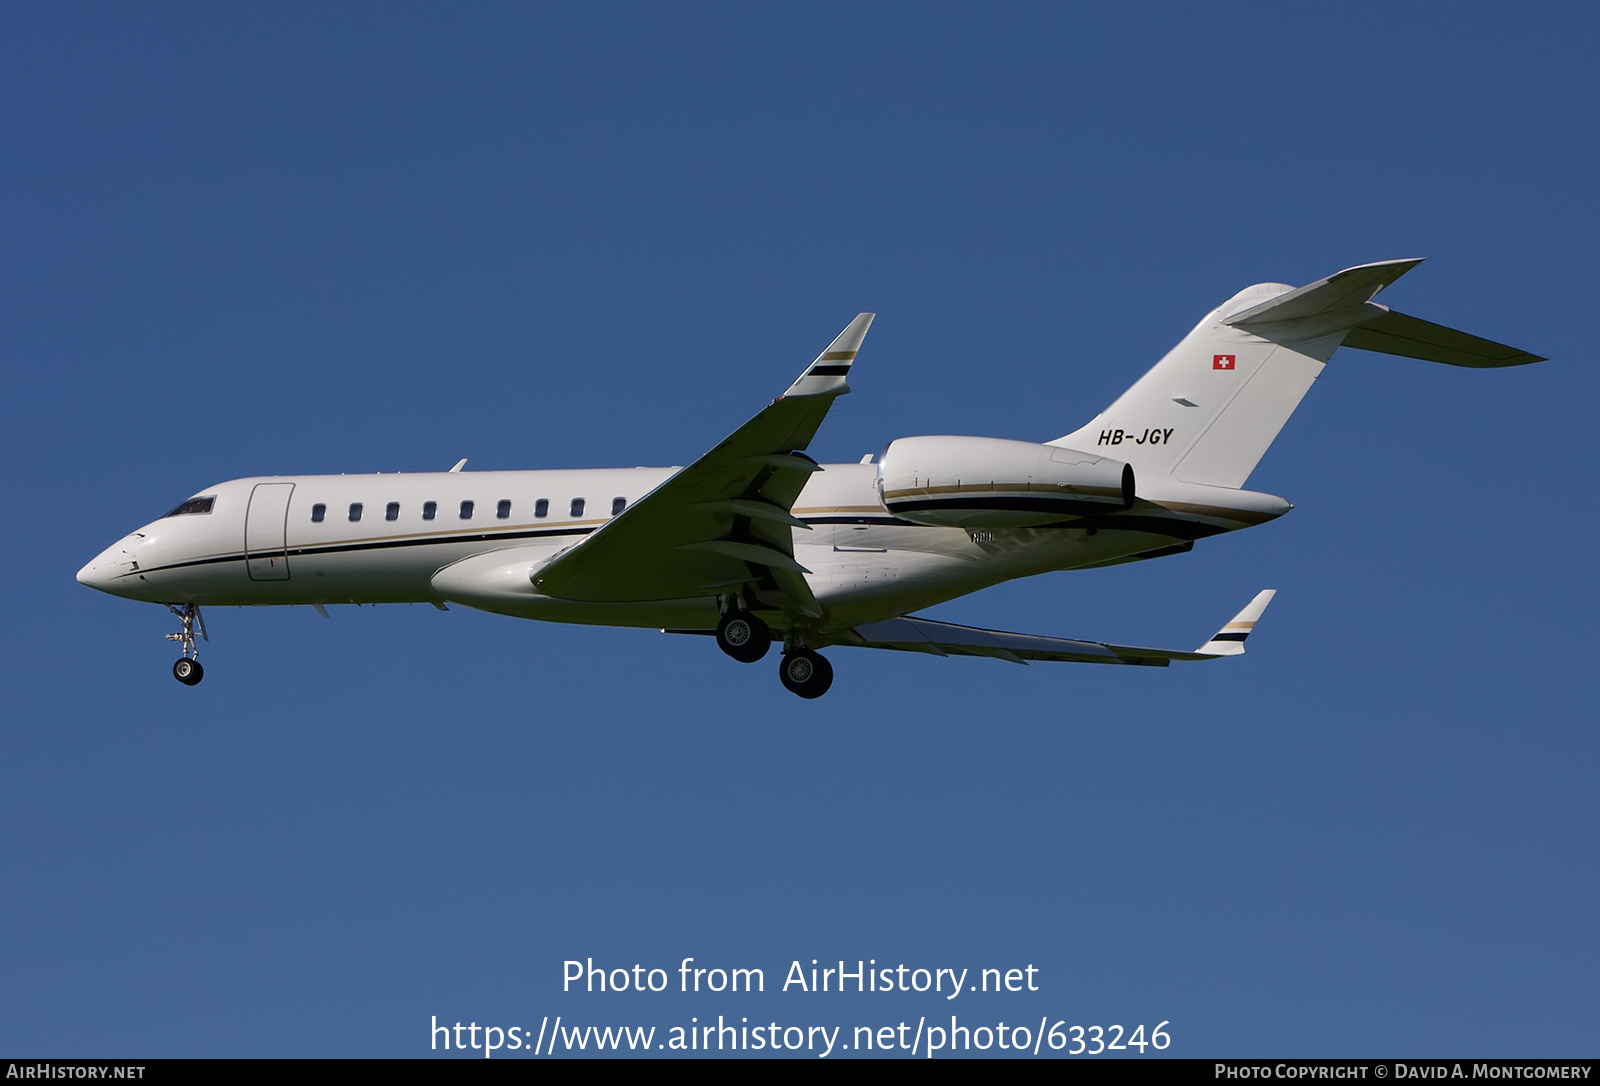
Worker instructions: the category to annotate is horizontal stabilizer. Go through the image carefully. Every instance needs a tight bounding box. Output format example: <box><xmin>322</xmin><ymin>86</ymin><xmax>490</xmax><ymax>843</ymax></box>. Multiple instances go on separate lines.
<box><xmin>1225</xmin><ymin>259</ymin><xmax>1423</xmax><ymax>327</ymax></box>
<box><xmin>1342</xmin><ymin>308</ymin><xmax>1545</xmax><ymax>367</ymax></box>
<box><xmin>845</xmin><ymin>590</ymin><xmax>1277</xmax><ymax>667</ymax></box>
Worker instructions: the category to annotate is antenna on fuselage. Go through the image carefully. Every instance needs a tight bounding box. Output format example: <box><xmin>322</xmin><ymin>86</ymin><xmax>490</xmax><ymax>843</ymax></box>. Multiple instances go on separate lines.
<box><xmin>449</xmin><ymin>458</ymin><xmax>467</xmax><ymax>473</ymax></box>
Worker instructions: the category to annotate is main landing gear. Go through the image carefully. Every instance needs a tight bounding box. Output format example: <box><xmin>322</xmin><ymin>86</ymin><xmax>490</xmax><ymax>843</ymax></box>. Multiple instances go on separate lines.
<box><xmin>778</xmin><ymin>649</ymin><xmax>833</xmax><ymax>699</ymax></box>
<box><xmin>712</xmin><ymin>600</ymin><xmax>834</xmax><ymax>697</ymax></box>
<box><xmin>164</xmin><ymin>603</ymin><xmax>207</xmax><ymax>686</ymax></box>
<box><xmin>716</xmin><ymin>609</ymin><xmax>772</xmax><ymax>663</ymax></box>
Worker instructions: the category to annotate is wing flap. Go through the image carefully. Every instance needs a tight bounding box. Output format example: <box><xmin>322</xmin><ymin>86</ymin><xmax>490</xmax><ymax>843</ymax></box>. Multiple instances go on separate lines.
<box><xmin>680</xmin><ymin>538</ymin><xmax>811</xmax><ymax>574</ymax></box>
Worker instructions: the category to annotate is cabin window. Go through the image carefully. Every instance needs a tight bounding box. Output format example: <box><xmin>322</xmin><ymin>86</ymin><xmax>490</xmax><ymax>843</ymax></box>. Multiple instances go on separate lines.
<box><xmin>534</xmin><ymin>499</ymin><xmax>549</xmax><ymax>518</ymax></box>
<box><xmin>163</xmin><ymin>496</ymin><xmax>215</xmax><ymax>518</ymax></box>
<box><xmin>611</xmin><ymin>496</ymin><xmax>627</xmax><ymax>516</ymax></box>
<box><xmin>460</xmin><ymin>500</ymin><xmax>474</xmax><ymax>520</ymax></box>
<box><xmin>386</xmin><ymin>502</ymin><xmax>400</xmax><ymax>522</ymax></box>
<box><xmin>310</xmin><ymin>504</ymin><xmax>326</xmax><ymax>523</ymax></box>
<box><xmin>496</xmin><ymin>499</ymin><xmax>511</xmax><ymax>519</ymax></box>
<box><xmin>423</xmin><ymin>501</ymin><xmax>436</xmax><ymax>521</ymax></box>
<box><xmin>570</xmin><ymin>498</ymin><xmax>585</xmax><ymax>518</ymax></box>
<box><xmin>348</xmin><ymin>503</ymin><xmax>363</xmax><ymax>523</ymax></box>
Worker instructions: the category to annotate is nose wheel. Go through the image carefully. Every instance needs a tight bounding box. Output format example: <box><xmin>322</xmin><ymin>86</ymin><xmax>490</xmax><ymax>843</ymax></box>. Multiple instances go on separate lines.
<box><xmin>778</xmin><ymin>649</ymin><xmax>833</xmax><ymax>699</ymax></box>
<box><xmin>716</xmin><ymin>610</ymin><xmax>772</xmax><ymax>663</ymax></box>
<box><xmin>164</xmin><ymin>603</ymin><xmax>208</xmax><ymax>686</ymax></box>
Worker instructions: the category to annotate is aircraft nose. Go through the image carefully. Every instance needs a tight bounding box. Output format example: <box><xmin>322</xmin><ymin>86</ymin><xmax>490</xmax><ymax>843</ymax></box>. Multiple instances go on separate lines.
<box><xmin>77</xmin><ymin>553</ymin><xmax>114</xmax><ymax>590</ymax></box>
<box><xmin>77</xmin><ymin>543</ymin><xmax>138</xmax><ymax>594</ymax></box>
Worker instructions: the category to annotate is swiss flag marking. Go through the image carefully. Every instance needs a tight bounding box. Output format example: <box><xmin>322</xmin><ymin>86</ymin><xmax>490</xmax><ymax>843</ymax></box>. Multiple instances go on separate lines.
<box><xmin>1213</xmin><ymin>354</ymin><xmax>1236</xmax><ymax>370</ymax></box>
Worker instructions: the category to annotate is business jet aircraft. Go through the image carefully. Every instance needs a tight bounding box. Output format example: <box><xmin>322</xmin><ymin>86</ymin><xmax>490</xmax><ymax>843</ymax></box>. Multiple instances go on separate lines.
<box><xmin>77</xmin><ymin>259</ymin><xmax>1541</xmax><ymax>697</ymax></box>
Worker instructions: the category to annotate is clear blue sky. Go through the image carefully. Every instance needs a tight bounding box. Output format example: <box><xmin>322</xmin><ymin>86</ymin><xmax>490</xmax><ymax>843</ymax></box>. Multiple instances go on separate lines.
<box><xmin>3</xmin><ymin>1</ymin><xmax>1594</xmax><ymax>1058</ymax></box>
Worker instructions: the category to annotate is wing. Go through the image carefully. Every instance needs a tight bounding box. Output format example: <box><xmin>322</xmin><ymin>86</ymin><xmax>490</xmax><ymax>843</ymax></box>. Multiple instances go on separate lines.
<box><xmin>843</xmin><ymin>590</ymin><xmax>1276</xmax><ymax>666</ymax></box>
<box><xmin>530</xmin><ymin>314</ymin><xmax>876</xmax><ymax>620</ymax></box>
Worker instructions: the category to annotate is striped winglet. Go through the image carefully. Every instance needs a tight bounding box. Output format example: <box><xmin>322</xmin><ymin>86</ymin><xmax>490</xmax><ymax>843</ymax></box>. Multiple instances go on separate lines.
<box><xmin>782</xmin><ymin>313</ymin><xmax>874</xmax><ymax>398</ymax></box>
<box><xmin>1196</xmin><ymin>589</ymin><xmax>1277</xmax><ymax>656</ymax></box>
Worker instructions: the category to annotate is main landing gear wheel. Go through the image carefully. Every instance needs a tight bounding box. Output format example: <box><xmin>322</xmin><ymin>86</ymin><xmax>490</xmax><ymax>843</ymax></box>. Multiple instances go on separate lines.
<box><xmin>778</xmin><ymin>650</ymin><xmax>833</xmax><ymax>699</ymax></box>
<box><xmin>716</xmin><ymin>610</ymin><xmax>772</xmax><ymax>663</ymax></box>
<box><xmin>172</xmin><ymin>658</ymin><xmax>204</xmax><ymax>685</ymax></box>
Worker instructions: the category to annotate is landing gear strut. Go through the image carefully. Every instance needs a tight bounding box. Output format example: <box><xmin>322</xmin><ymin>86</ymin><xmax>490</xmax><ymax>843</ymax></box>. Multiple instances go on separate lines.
<box><xmin>779</xmin><ymin>649</ymin><xmax>833</xmax><ymax>699</ymax></box>
<box><xmin>716</xmin><ymin>609</ymin><xmax>772</xmax><ymax>663</ymax></box>
<box><xmin>165</xmin><ymin>603</ymin><xmax>207</xmax><ymax>686</ymax></box>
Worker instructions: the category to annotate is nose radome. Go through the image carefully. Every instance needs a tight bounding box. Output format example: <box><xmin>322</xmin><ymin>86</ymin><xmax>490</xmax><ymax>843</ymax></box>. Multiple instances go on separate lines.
<box><xmin>77</xmin><ymin>545</ymin><xmax>135</xmax><ymax>592</ymax></box>
<box><xmin>77</xmin><ymin>552</ymin><xmax>116</xmax><ymax>589</ymax></box>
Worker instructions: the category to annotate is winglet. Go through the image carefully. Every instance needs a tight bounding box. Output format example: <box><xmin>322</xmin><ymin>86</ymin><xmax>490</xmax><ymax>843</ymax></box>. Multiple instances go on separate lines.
<box><xmin>782</xmin><ymin>313</ymin><xmax>875</xmax><ymax>398</ymax></box>
<box><xmin>1196</xmin><ymin>589</ymin><xmax>1277</xmax><ymax>656</ymax></box>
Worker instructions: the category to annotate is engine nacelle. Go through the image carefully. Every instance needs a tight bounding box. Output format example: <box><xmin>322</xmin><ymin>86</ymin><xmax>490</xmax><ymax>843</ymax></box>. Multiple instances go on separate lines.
<box><xmin>877</xmin><ymin>435</ymin><xmax>1134</xmax><ymax>528</ymax></box>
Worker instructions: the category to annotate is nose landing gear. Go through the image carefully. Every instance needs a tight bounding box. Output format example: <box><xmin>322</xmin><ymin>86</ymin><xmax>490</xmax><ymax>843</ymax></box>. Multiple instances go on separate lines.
<box><xmin>164</xmin><ymin>603</ymin><xmax>207</xmax><ymax>686</ymax></box>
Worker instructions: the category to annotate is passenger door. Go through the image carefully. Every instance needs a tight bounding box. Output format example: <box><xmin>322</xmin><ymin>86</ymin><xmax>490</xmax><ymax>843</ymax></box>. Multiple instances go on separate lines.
<box><xmin>245</xmin><ymin>482</ymin><xmax>294</xmax><ymax>580</ymax></box>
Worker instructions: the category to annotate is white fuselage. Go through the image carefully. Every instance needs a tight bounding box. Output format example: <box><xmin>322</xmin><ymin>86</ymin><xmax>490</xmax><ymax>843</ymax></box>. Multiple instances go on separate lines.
<box><xmin>77</xmin><ymin>463</ymin><xmax>1288</xmax><ymax>637</ymax></box>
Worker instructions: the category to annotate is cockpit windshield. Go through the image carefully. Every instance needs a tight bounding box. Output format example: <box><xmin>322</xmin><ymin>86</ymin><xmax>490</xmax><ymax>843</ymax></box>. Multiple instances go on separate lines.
<box><xmin>163</xmin><ymin>496</ymin><xmax>216</xmax><ymax>518</ymax></box>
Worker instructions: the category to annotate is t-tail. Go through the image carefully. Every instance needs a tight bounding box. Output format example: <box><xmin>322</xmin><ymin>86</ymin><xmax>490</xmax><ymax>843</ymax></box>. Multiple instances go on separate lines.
<box><xmin>1050</xmin><ymin>259</ymin><xmax>1545</xmax><ymax>489</ymax></box>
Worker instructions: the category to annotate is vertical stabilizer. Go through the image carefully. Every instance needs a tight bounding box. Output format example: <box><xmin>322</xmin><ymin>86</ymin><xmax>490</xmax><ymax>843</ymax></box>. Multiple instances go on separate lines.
<box><xmin>1050</xmin><ymin>259</ymin><xmax>1425</xmax><ymax>489</ymax></box>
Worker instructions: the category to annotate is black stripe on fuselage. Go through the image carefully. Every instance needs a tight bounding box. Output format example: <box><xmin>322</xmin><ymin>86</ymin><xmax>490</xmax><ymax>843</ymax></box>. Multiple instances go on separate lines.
<box><xmin>874</xmin><ymin>503</ymin><xmax>1231</xmax><ymax>541</ymax></box>
<box><xmin>888</xmin><ymin>495</ymin><xmax>1131</xmax><ymax>519</ymax></box>
<box><xmin>125</xmin><ymin>525</ymin><xmax>595</xmax><ymax>577</ymax></box>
